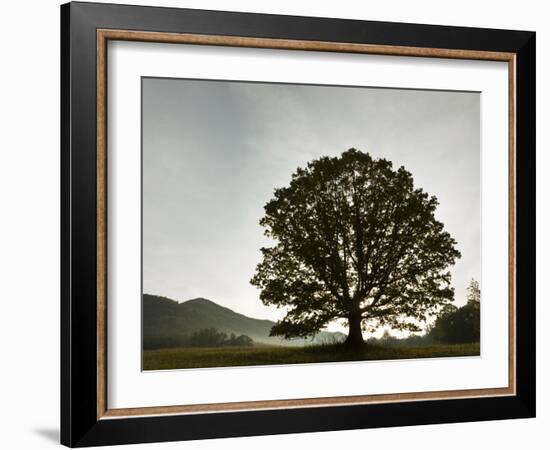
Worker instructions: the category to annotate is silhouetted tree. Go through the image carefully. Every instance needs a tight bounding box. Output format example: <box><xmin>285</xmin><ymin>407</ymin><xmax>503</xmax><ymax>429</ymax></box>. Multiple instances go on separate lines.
<box><xmin>230</xmin><ymin>334</ymin><xmax>254</xmax><ymax>347</ymax></box>
<box><xmin>429</xmin><ymin>278</ymin><xmax>480</xmax><ymax>344</ymax></box>
<box><xmin>380</xmin><ymin>330</ymin><xmax>393</xmax><ymax>342</ymax></box>
<box><xmin>251</xmin><ymin>149</ymin><xmax>461</xmax><ymax>347</ymax></box>
<box><xmin>190</xmin><ymin>328</ymin><xmax>227</xmax><ymax>347</ymax></box>
<box><xmin>466</xmin><ymin>278</ymin><xmax>480</xmax><ymax>305</ymax></box>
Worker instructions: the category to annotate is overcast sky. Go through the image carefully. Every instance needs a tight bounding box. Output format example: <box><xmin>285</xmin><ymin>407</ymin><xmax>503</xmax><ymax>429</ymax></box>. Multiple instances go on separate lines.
<box><xmin>142</xmin><ymin>77</ymin><xmax>480</xmax><ymax>333</ymax></box>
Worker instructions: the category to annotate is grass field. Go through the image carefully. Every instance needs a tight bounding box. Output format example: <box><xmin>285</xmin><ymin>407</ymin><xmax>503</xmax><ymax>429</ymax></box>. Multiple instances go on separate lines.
<box><xmin>143</xmin><ymin>342</ymin><xmax>480</xmax><ymax>370</ymax></box>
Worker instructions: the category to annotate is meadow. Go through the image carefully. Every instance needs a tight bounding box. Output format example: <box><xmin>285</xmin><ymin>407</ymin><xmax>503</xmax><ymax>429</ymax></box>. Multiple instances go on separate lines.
<box><xmin>143</xmin><ymin>342</ymin><xmax>480</xmax><ymax>370</ymax></box>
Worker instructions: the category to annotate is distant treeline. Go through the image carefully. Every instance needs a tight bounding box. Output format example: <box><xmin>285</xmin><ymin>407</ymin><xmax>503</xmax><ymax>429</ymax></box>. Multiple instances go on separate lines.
<box><xmin>368</xmin><ymin>280</ymin><xmax>481</xmax><ymax>347</ymax></box>
<box><xmin>144</xmin><ymin>327</ymin><xmax>254</xmax><ymax>350</ymax></box>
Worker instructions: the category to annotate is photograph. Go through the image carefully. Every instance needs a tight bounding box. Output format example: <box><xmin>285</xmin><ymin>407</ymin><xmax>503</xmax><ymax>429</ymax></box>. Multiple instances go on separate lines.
<box><xmin>141</xmin><ymin>77</ymin><xmax>482</xmax><ymax>371</ymax></box>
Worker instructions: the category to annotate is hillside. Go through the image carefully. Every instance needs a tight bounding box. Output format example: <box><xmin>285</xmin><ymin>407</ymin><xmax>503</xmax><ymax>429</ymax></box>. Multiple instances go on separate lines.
<box><xmin>143</xmin><ymin>294</ymin><xmax>346</xmax><ymax>349</ymax></box>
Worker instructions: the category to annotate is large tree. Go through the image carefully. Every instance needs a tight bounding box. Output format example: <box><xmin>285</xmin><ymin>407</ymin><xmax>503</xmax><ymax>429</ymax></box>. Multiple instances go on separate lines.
<box><xmin>251</xmin><ymin>149</ymin><xmax>461</xmax><ymax>347</ymax></box>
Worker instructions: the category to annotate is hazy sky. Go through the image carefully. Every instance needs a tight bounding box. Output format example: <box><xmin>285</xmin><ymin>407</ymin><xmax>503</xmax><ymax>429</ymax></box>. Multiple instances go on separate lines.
<box><xmin>142</xmin><ymin>77</ymin><xmax>480</xmax><ymax>333</ymax></box>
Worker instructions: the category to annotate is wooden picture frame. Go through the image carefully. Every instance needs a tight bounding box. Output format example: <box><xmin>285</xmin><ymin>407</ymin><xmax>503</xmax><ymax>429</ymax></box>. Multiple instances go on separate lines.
<box><xmin>61</xmin><ymin>2</ymin><xmax>535</xmax><ymax>447</ymax></box>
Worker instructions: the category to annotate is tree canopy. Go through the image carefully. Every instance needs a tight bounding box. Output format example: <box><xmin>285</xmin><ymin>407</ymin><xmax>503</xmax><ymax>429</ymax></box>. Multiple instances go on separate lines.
<box><xmin>251</xmin><ymin>149</ymin><xmax>461</xmax><ymax>346</ymax></box>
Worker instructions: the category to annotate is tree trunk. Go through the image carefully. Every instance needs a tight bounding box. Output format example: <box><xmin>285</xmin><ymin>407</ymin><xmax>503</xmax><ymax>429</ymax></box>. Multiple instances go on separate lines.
<box><xmin>345</xmin><ymin>311</ymin><xmax>364</xmax><ymax>347</ymax></box>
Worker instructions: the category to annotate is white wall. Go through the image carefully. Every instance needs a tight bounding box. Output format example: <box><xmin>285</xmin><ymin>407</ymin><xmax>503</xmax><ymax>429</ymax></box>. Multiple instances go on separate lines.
<box><xmin>0</xmin><ymin>1</ymin><xmax>546</xmax><ymax>448</ymax></box>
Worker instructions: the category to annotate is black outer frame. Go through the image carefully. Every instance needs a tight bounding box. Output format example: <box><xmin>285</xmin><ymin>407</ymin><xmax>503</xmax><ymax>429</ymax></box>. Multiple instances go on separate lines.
<box><xmin>60</xmin><ymin>1</ymin><xmax>536</xmax><ymax>447</ymax></box>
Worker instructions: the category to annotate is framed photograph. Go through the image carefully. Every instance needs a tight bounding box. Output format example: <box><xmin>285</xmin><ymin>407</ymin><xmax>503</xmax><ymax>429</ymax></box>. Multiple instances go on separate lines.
<box><xmin>61</xmin><ymin>2</ymin><xmax>536</xmax><ymax>447</ymax></box>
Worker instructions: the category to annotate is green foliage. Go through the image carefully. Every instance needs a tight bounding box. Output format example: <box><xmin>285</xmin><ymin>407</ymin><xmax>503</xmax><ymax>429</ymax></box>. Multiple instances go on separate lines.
<box><xmin>143</xmin><ymin>342</ymin><xmax>480</xmax><ymax>370</ymax></box>
<box><xmin>251</xmin><ymin>149</ymin><xmax>461</xmax><ymax>344</ymax></box>
<box><xmin>428</xmin><ymin>278</ymin><xmax>480</xmax><ymax>344</ymax></box>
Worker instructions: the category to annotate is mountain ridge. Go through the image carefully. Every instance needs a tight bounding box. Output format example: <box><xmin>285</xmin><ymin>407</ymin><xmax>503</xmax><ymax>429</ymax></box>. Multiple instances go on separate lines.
<box><xmin>143</xmin><ymin>293</ymin><xmax>346</xmax><ymax>349</ymax></box>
